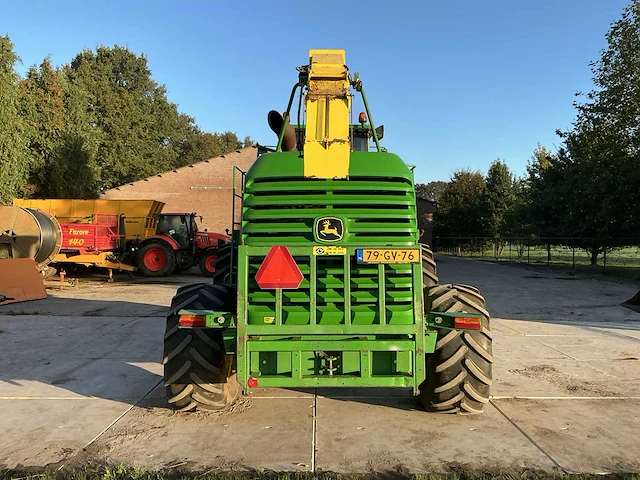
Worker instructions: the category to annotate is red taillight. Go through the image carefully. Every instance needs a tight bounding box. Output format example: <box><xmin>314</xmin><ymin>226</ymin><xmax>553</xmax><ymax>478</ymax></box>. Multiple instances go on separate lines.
<box><xmin>179</xmin><ymin>314</ymin><xmax>206</xmax><ymax>327</ymax></box>
<box><xmin>454</xmin><ymin>316</ymin><xmax>482</xmax><ymax>330</ymax></box>
<box><xmin>248</xmin><ymin>377</ymin><xmax>259</xmax><ymax>388</ymax></box>
<box><xmin>255</xmin><ymin>245</ymin><xmax>303</xmax><ymax>289</ymax></box>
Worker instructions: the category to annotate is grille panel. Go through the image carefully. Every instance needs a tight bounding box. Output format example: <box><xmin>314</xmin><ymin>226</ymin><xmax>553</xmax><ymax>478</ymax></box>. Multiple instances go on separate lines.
<box><xmin>243</xmin><ymin>177</ymin><xmax>418</xmax><ymax>246</ymax></box>
<box><xmin>246</xmin><ymin>252</ymin><xmax>417</xmax><ymax>326</ymax></box>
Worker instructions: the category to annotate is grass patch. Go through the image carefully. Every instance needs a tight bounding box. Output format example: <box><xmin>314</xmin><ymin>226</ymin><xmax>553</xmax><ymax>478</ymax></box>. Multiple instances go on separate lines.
<box><xmin>1</xmin><ymin>466</ymin><xmax>639</xmax><ymax>480</ymax></box>
<box><xmin>438</xmin><ymin>251</ymin><xmax>640</xmax><ymax>282</ymax></box>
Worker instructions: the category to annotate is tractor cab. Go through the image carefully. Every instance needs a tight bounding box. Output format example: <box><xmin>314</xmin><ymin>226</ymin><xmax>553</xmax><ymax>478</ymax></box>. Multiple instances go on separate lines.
<box><xmin>157</xmin><ymin>213</ymin><xmax>229</xmax><ymax>249</ymax></box>
<box><xmin>156</xmin><ymin>213</ymin><xmax>194</xmax><ymax>249</ymax></box>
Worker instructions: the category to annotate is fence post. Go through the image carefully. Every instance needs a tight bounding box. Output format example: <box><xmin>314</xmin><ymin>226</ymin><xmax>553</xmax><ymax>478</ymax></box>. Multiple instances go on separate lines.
<box><xmin>547</xmin><ymin>243</ymin><xmax>550</xmax><ymax>267</ymax></box>
<box><xmin>604</xmin><ymin>248</ymin><xmax>607</xmax><ymax>274</ymax></box>
<box><xmin>572</xmin><ymin>246</ymin><xmax>575</xmax><ymax>271</ymax></box>
<box><xmin>527</xmin><ymin>240</ymin><xmax>530</xmax><ymax>264</ymax></box>
<box><xmin>509</xmin><ymin>240</ymin><xmax>512</xmax><ymax>263</ymax></box>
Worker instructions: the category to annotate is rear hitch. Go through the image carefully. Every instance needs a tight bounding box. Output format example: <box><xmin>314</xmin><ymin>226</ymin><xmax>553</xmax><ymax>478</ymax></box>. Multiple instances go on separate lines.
<box><xmin>318</xmin><ymin>351</ymin><xmax>339</xmax><ymax>375</ymax></box>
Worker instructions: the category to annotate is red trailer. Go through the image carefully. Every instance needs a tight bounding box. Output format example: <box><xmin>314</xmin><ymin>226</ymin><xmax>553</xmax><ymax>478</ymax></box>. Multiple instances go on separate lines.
<box><xmin>59</xmin><ymin>214</ymin><xmax>120</xmax><ymax>254</ymax></box>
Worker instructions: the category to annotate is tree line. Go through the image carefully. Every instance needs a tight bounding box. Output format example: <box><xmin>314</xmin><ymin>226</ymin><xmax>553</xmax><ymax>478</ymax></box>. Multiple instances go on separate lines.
<box><xmin>0</xmin><ymin>38</ymin><xmax>253</xmax><ymax>203</ymax></box>
<box><xmin>416</xmin><ymin>1</ymin><xmax>640</xmax><ymax>265</ymax></box>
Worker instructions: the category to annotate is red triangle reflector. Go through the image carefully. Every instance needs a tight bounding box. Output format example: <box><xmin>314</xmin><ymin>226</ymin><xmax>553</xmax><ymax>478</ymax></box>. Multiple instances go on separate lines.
<box><xmin>255</xmin><ymin>246</ymin><xmax>303</xmax><ymax>289</ymax></box>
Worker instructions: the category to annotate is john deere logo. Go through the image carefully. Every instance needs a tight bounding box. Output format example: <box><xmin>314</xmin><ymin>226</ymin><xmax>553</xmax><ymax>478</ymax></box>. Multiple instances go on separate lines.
<box><xmin>315</xmin><ymin>217</ymin><xmax>344</xmax><ymax>243</ymax></box>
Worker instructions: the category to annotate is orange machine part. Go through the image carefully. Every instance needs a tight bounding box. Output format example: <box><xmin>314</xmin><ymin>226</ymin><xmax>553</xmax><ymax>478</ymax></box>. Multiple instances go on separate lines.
<box><xmin>0</xmin><ymin>258</ymin><xmax>47</xmax><ymax>305</ymax></box>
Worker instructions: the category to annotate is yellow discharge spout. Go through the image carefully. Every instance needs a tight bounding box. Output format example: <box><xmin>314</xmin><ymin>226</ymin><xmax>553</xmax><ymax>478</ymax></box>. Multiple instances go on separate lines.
<box><xmin>303</xmin><ymin>49</ymin><xmax>351</xmax><ymax>179</ymax></box>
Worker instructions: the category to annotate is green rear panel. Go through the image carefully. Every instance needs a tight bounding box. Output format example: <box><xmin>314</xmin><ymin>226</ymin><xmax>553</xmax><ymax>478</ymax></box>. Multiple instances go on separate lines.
<box><xmin>236</xmin><ymin>151</ymin><xmax>434</xmax><ymax>392</ymax></box>
<box><xmin>242</xmin><ymin>151</ymin><xmax>418</xmax><ymax>246</ymax></box>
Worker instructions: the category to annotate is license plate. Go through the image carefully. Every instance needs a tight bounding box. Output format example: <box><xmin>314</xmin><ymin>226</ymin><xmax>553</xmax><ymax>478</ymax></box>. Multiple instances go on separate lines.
<box><xmin>356</xmin><ymin>248</ymin><xmax>420</xmax><ymax>264</ymax></box>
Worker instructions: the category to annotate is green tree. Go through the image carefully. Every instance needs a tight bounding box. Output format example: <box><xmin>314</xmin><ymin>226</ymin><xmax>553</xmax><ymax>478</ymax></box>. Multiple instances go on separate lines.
<box><xmin>177</xmin><ymin>128</ymin><xmax>246</xmax><ymax>166</ymax></box>
<box><xmin>20</xmin><ymin>59</ymin><xmax>102</xmax><ymax>198</ymax></box>
<box><xmin>525</xmin><ymin>145</ymin><xmax>569</xmax><ymax>261</ymax></box>
<box><xmin>0</xmin><ymin>35</ymin><xmax>30</xmax><ymax>204</ymax></box>
<box><xmin>435</xmin><ymin>170</ymin><xmax>489</xmax><ymax>239</ymax></box>
<box><xmin>503</xmin><ymin>177</ymin><xmax>532</xmax><ymax>238</ymax></box>
<box><xmin>242</xmin><ymin>135</ymin><xmax>256</xmax><ymax>148</ymax></box>
<box><xmin>52</xmin><ymin>73</ymin><xmax>103</xmax><ymax>197</ymax></box>
<box><xmin>20</xmin><ymin>59</ymin><xmax>67</xmax><ymax>193</ymax></box>
<box><xmin>46</xmin><ymin>133</ymin><xmax>101</xmax><ymax>198</ymax></box>
<box><xmin>64</xmin><ymin>45</ymin><xmax>191</xmax><ymax>190</ymax></box>
<box><xmin>63</xmin><ymin>45</ymin><xmax>248</xmax><ymax>188</ymax></box>
<box><xmin>485</xmin><ymin>158</ymin><xmax>515</xmax><ymax>237</ymax></box>
<box><xmin>555</xmin><ymin>1</ymin><xmax>640</xmax><ymax>263</ymax></box>
<box><xmin>415</xmin><ymin>181</ymin><xmax>447</xmax><ymax>202</ymax></box>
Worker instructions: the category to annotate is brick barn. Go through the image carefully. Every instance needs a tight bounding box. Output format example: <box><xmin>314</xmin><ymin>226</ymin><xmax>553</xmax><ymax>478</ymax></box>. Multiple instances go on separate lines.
<box><xmin>101</xmin><ymin>147</ymin><xmax>258</xmax><ymax>235</ymax></box>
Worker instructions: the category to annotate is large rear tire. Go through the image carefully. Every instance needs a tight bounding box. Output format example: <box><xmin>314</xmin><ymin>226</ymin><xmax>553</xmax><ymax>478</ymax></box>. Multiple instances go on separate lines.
<box><xmin>420</xmin><ymin>284</ymin><xmax>493</xmax><ymax>414</ymax></box>
<box><xmin>421</xmin><ymin>244</ymin><xmax>438</xmax><ymax>287</ymax></box>
<box><xmin>164</xmin><ymin>283</ymin><xmax>239</xmax><ymax>411</ymax></box>
<box><xmin>138</xmin><ymin>241</ymin><xmax>176</xmax><ymax>277</ymax></box>
<box><xmin>213</xmin><ymin>242</ymin><xmax>236</xmax><ymax>285</ymax></box>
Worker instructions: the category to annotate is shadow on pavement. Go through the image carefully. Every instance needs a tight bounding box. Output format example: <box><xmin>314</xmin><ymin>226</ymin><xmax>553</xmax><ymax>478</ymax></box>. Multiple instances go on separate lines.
<box><xmin>0</xmin><ymin>297</ymin><xmax>167</xmax><ymax>405</ymax></box>
<box><xmin>309</xmin><ymin>387</ymin><xmax>423</xmax><ymax>411</ymax></box>
<box><xmin>434</xmin><ymin>254</ymin><xmax>640</xmax><ymax>327</ymax></box>
<box><xmin>0</xmin><ymin>296</ymin><xmax>167</xmax><ymax>317</ymax></box>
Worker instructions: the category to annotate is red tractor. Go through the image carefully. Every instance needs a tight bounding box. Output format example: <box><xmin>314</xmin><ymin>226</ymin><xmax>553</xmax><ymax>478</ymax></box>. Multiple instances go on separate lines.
<box><xmin>136</xmin><ymin>213</ymin><xmax>229</xmax><ymax>277</ymax></box>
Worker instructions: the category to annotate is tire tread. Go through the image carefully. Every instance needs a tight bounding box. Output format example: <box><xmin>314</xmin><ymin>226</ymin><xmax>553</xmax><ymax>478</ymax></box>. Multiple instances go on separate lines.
<box><xmin>420</xmin><ymin>284</ymin><xmax>493</xmax><ymax>414</ymax></box>
<box><xmin>163</xmin><ymin>284</ymin><xmax>239</xmax><ymax>412</ymax></box>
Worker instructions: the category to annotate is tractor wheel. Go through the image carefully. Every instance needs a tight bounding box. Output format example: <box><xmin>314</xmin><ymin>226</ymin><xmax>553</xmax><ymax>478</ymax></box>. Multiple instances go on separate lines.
<box><xmin>198</xmin><ymin>250</ymin><xmax>218</xmax><ymax>277</ymax></box>
<box><xmin>164</xmin><ymin>283</ymin><xmax>239</xmax><ymax>412</ymax></box>
<box><xmin>40</xmin><ymin>266</ymin><xmax>57</xmax><ymax>279</ymax></box>
<box><xmin>213</xmin><ymin>242</ymin><xmax>236</xmax><ymax>285</ymax></box>
<box><xmin>421</xmin><ymin>244</ymin><xmax>438</xmax><ymax>287</ymax></box>
<box><xmin>138</xmin><ymin>241</ymin><xmax>176</xmax><ymax>277</ymax></box>
<box><xmin>420</xmin><ymin>284</ymin><xmax>493</xmax><ymax>414</ymax></box>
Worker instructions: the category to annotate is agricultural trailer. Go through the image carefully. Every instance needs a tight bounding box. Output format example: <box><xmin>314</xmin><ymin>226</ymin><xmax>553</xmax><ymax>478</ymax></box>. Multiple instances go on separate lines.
<box><xmin>7</xmin><ymin>200</ymin><xmax>228</xmax><ymax>277</ymax></box>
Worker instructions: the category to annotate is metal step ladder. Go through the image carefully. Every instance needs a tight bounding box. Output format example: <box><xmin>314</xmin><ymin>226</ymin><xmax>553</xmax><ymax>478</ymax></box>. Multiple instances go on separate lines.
<box><xmin>228</xmin><ymin>166</ymin><xmax>246</xmax><ymax>284</ymax></box>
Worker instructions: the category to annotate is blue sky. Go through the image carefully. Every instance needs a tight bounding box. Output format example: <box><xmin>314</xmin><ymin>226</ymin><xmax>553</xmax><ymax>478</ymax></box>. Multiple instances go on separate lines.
<box><xmin>2</xmin><ymin>0</ymin><xmax>630</xmax><ymax>183</ymax></box>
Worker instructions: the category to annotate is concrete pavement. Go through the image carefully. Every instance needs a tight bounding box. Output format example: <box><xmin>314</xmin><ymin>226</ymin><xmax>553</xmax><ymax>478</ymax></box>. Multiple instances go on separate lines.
<box><xmin>1</xmin><ymin>257</ymin><xmax>639</xmax><ymax>473</ymax></box>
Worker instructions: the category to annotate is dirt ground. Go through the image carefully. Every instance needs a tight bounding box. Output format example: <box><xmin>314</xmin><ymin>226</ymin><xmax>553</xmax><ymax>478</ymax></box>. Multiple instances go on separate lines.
<box><xmin>1</xmin><ymin>257</ymin><xmax>639</xmax><ymax>474</ymax></box>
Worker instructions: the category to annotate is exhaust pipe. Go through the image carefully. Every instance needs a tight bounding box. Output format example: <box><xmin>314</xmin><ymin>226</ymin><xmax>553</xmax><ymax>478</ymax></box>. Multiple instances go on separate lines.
<box><xmin>268</xmin><ymin>110</ymin><xmax>297</xmax><ymax>151</ymax></box>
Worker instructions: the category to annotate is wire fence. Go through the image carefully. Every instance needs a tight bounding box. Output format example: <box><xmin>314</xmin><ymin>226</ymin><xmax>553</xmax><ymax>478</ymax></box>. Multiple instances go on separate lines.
<box><xmin>434</xmin><ymin>237</ymin><xmax>640</xmax><ymax>279</ymax></box>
